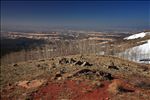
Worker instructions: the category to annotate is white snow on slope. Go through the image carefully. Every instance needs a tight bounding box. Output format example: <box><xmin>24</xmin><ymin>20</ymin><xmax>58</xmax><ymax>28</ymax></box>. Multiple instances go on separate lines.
<box><xmin>131</xmin><ymin>39</ymin><xmax>150</xmax><ymax>54</ymax></box>
<box><xmin>118</xmin><ymin>39</ymin><xmax>150</xmax><ymax>64</ymax></box>
<box><xmin>124</xmin><ymin>32</ymin><xmax>147</xmax><ymax>40</ymax></box>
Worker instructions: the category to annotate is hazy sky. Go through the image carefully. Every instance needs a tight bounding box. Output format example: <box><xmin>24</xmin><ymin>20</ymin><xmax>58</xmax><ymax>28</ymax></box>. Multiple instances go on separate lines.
<box><xmin>1</xmin><ymin>1</ymin><xmax>150</xmax><ymax>31</ymax></box>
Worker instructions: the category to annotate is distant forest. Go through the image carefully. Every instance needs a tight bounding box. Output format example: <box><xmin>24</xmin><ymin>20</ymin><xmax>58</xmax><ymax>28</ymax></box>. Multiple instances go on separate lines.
<box><xmin>0</xmin><ymin>37</ymin><xmax>46</xmax><ymax>58</ymax></box>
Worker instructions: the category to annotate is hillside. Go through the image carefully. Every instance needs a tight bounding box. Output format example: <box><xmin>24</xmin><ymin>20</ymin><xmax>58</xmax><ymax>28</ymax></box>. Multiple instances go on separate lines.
<box><xmin>1</xmin><ymin>55</ymin><xmax>150</xmax><ymax>100</ymax></box>
<box><xmin>118</xmin><ymin>32</ymin><xmax>150</xmax><ymax>63</ymax></box>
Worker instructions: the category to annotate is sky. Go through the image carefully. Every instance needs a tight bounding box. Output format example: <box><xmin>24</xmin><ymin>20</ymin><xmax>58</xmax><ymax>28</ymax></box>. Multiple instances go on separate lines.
<box><xmin>1</xmin><ymin>1</ymin><xmax>150</xmax><ymax>31</ymax></box>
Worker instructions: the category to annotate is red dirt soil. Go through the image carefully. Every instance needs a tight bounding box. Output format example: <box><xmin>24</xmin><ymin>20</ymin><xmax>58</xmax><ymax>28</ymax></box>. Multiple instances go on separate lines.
<box><xmin>33</xmin><ymin>80</ymin><xmax>111</xmax><ymax>100</ymax></box>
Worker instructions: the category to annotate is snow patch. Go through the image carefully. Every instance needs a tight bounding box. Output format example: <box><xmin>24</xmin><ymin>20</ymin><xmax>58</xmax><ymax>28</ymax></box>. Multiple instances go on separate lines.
<box><xmin>118</xmin><ymin>39</ymin><xmax>150</xmax><ymax>64</ymax></box>
<box><xmin>131</xmin><ymin>39</ymin><xmax>150</xmax><ymax>54</ymax></box>
<box><xmin>124</xmin><ymin>32</ymin><xmax>150</xmax><ymax>40</ymax></box>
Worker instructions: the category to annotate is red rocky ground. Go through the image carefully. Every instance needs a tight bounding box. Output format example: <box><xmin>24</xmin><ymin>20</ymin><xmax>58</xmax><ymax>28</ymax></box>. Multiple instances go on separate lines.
<box><xmin>33</xmin><ymin>80</ymin><xmax>111</xmax><ymax>100</ymax></box>
<box><xmin>32</xmin><ymin>78</ymin><xmax>139</xmax><ymax>100</ymax></box>
<box><xmin>1</xmin><ymin>55</ymin><xmax>150</xmax><ymax>100</ymax></box>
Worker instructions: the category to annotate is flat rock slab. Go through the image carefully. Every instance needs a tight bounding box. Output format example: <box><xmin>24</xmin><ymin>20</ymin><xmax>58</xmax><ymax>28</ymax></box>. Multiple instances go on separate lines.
<box><xmin>17</xmin><ymin>79</ymin><xmax>45</xmax><ymax>89</ymax></box>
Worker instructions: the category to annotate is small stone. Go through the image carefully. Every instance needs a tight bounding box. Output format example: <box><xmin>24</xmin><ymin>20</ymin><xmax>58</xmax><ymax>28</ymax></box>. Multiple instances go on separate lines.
<box><xmin>57</xmin><ymin>77</ymin><xmax>62</xmax><ymax>80</ymax></box>
<box><xmin>92</xmin><ymin>81</ymin><xmax>104</xmax><ymax>88</ymax></box>
<box><xmin>105</xmin><ymin>97</ymin><xmax>110</xmax><ymax>100</ymax></box>
<box><xmin>13</xmin><ymin>64</ymin><xmax>18</xmax><ymax>67</ymax></box>
<box><xmin>108</xmin><ymin>66</ymin><xmax>119</xmax><ymax>70</ymax></box>
<box><xmin>69</xmin><ymin>58</ymin><xmax>76</xmax><ymax>64</ymax></box>
<box><xmin>54</xmin><ymin>72</ymin><xmax>62</xmax><ymax>80</ymax></box>
<box><xmin>81</xmin><ymin>62</ymin><xmax>92</xmax><ymax>66</ymax></box>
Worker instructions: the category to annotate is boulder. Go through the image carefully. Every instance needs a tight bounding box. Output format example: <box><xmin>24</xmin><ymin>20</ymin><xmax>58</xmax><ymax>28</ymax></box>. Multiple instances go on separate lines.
<box><xmin>108</xmin><ymin>79</ymin><xmax>134</xmax><ymax>94</ymax></box>
<box><xmin>74</xmin><ymin>61</ymin><xmax>83</xmax><ymax>65</ymax></box>
<box><xmin>71</xmin><ymin>69</ymin><xmax>113</xmax><ymax>80</ymax></box>
<box><xmin>96</xmin><ymin>71</ymin><xmax>113</xmax><ymax>80</ymax></box>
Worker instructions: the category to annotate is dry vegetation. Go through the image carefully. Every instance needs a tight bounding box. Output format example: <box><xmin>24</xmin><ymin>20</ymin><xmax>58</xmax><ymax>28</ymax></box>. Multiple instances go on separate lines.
<box><xmin>0</xmin><ymin>55</ymin><xmax>150</xmax><ymax>100</ymax></box>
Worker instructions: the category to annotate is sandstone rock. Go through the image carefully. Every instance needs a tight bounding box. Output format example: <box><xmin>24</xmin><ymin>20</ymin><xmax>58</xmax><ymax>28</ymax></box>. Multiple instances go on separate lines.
<box><xmin>108</xmin><ymin>79</ymin><xmax>124</xmax><ymax>94</ymax></box>
<box><xmin>17</xmin><ymin>80</ymin><xmax>29</xmax><ymax>88</ymax></box>
<box><xmin>17</xmin><ymin>79</ymin><xmax>45</xmax><ymax>89</ymax></box>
